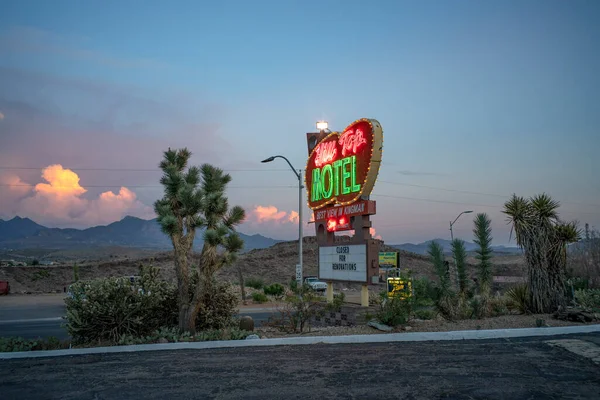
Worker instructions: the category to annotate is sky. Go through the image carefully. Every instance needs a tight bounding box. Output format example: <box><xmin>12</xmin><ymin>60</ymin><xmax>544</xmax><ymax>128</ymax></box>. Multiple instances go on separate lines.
<box><xmin>0</xmin><ymin>0</ymin><xmax>599</xmax><ymax>246</ymax></box>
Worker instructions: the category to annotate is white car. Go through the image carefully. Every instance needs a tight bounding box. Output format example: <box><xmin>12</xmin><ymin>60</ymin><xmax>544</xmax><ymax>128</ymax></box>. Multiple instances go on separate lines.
<box><xmin>304</xmin><ymin>276</ymin><xmax>327</xmax><ymax>292</ymax></box>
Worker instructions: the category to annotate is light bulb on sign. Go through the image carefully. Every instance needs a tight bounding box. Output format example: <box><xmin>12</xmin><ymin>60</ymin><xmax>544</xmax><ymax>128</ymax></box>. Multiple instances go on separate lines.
<box><xmin>316</xmin><ymin>120</ymin><xmax>328</xmax><ymax>132</ymax></box>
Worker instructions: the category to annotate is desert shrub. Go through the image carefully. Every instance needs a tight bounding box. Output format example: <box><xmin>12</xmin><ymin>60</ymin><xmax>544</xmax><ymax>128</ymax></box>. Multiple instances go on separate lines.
<box><xmin>195</xmin><ymin>280</ymin><xmax>239</xmax><ymax>330</ymax></box>
<box><xmin>32</xmin><ymin>259</ymin><xmax>40</xmax><ymax>266</ymax></box>
<box><xmin>506</xmin><ymin>283</ymin><xmax>530</xmax><ymax>314</ymax></box>
<box><xmin>567</xmin><ymin>224</ymin><xmax>600</xmax><ymax>288</ymax></box>
<box><xmin>413</xmin><ymin>277</ymin><xmax>436</xmax><ymax>306</ymax></box>
<box><xmin>0</xmin><ymin>336</ymin><xmax>69</xmax><ymax>352</ymax></box>
<box><xmin>251</xmin><ymin>292</ymin><xmax>268</xmax><ymax>303</ymax></box>
<box><xmin>376</xmin><ymin>291</ymin><xmax>413</xmax><ymax>327</ymax></box>
<box><xmin>117</xmin><ymin>326</ymin><xmax>251</xmax><ymax>346</ymax></box>
<box><xmin>325</xmin><ymin>292</ymin><xmax>345</xmax><ymax>312</ymax></box>
<box><xmin>414</xmin><ymin>308</ymin><xmax>437</xmax><ymax>320</ymax></box>
<box><xmin>489</xmin><ymin>295</ymin><xmax>511</xmax><ymax>317</ymax></box>
<box><xmin>246</xmin><ymin>277</ymin><xmax>264</xmax><ymax>290</ymax></box>
<box><xmin>263</xmin><ymin>283</ymin><xmax>285</xmax><ymax>297</ymax></box>
<box><xmin>574</xmin><ymin>289</ymin><xmax>600</xmax><ymax>311</ymax></box>
<box><xmin>266</xmin><ymin>286</ymin><xmax>323</xmax><ymax>333</ymax></box>
<box><xmin>31</xmin><ymin>269</ymin><xmax>50</xmax><ymax>281</ymax></box>
<box><xmin>65</xmin><ymin>265</ymin><xmax>178</xmax><ymax>345</ymax></box>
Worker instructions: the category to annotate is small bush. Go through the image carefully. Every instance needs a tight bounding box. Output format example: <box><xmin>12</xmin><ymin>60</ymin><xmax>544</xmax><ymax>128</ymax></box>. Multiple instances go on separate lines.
<box><xmin>195</xmin><ymin>281</ymin><xmax>239</xmax><ymax>330</ymax></box>
<box><xmin>31</xmin><ymin>269</ymin><xmax>50</xmax><ymax>281</ymax></box>
<box><xmin>414</xmin><ymin>308</ymin><xmax>437</xmax><ymax>320</ymax></box>
<box><xmin>264</xmin><ymin>283</ymin><xmax>285</xmax><ymax>297</ymax></box>
<box><xmin>413</xmin><ymin>277</ymin><xmax>436</xmax><ymax>306</ymax></box>
<box><xmin>246</xmin><ymin>278</ymin><xmax>264</xmax><ymax>290</ymax></box>
<box><xmin>575</xmin><ymin>289</ymin><xmax>600</xmax><ymax>311</ymax></box>
<box><xmin>65</xmin><ymin>265</ymin><xmax>177</xmax><ymax>345</ymax></box>
<box><xmin>490</xmin><ymin>295</ymin><xmax>510</xmax><ymax>317</ymax></box>
<box><xmin>0</xmin><ymin>336</ymin><xmax>69</xmax><ymax>352</ymax></box>
<box><xmin>252</xmin><ymin>292</ymin><xmax>268</xmax><ymax>303</ymax></box>
<box><xmin>32</xmin><ymin>259</ymin><xmax>40</xmax><ymax>266</ymax></box>
<box><xmin>117</xmin><ymin>326</ymin><xmax>251</xmax><ymax>346</ymax></box>
<box><xmin>506</xmin><ymin>283</ymin><xmax>530</xmax><ymax>314</ymax></box>
<box><xmin>325</xmin><ymin>292</ymin><xmax>345</xmax><ymax>312</ymax></box>
<box><xmin>376</xmin><ymin>291</ymin><xmax>413</xmax><ymax>327</ymax></box>
<box><xmin>266</xmin><ymin>286</ymin><xmax>324</xmax><ymax>333</ymax></box>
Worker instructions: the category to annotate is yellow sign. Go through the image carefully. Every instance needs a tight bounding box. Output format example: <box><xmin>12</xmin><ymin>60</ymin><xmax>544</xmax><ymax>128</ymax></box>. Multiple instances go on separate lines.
<box><xmin>387</xmin><ymin>277</ymin><xmax>412</xmax><ymax>299</ymax></box>
<box><xmin>379</xmin><ymin>252</ymin><xmax>399</xmax><ymax>269</ymax></box>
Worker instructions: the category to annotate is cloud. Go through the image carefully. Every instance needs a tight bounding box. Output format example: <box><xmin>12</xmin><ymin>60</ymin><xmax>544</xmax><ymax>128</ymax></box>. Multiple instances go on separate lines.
<box><xmin>370</xmin><ymin>227</ymin><xmax>383</xmax><ymax>240</ymax></box>
<box><xmin>252</xmin><ymin>205</ymin><xmax>297</xmax><ymax>223</ymax></box>
<box><xmin>0</xmin><ymin>26</ymin><xmax>169</xmax><ymax>69</ymax></box>
<box><xmin>2</xmin><ymin>165</ymin><xmax>154</xmax><ymax>228</ymax></box>
<box><xmin>0</xmin><ymin>67</ymin><xmax>229</xmax><ymax>206</ymax></box>
<box><xmin>0</xmin><ymin>111</ymin><xmax>4</xmax><ymax>120</ymax></box>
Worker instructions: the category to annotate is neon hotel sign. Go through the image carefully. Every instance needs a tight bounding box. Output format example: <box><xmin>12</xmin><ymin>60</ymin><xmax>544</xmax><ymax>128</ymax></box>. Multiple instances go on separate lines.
<box><xmin>305</xmin><ymin>118</ymin><xmax>383</xmax><ymax>213</ymax></box>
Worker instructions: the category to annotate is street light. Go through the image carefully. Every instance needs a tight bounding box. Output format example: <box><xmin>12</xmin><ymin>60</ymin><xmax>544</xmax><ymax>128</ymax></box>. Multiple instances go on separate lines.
<box><xmin>449</xmin><ymin>210</ymin><xmax>473</xmax><ymax>241</ymax></box>
<box><xmin>261</xmin><ymin>155</ymin><xmax>304</xmax><ymax>286</ymax></box>
<box><xmin>316</xmin><ymin>120</ymin><xmax>328</xmax><ymax>132</ymax></box>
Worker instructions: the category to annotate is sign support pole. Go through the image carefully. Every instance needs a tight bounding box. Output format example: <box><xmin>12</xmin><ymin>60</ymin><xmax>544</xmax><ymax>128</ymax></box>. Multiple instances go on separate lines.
<box><xmin>326</xmin><ymin>282</ymin><xmax>334</xmax><ymax>303</ymax></box>
<box><xmin>361</xmin><ymin>285</ymin><xmax>369</xmax><ymax>307</ymax></box>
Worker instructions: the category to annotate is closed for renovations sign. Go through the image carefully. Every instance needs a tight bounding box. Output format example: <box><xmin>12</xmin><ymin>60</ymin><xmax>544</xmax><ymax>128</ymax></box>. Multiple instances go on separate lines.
<box><xmin>319</xmin><ymin>244</ymin><xmax>367</xmax><ymax>283</ymax></box>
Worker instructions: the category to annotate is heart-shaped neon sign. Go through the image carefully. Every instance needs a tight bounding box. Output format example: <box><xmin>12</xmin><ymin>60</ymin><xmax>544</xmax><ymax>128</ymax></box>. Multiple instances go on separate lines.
<box><xmin>305</xmin><ymin>118</ymin><xmax>383</xmax><ymax>210</ymax></box>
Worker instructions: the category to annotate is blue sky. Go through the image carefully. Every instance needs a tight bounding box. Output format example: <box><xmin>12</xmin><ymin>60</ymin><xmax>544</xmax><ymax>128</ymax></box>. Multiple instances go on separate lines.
<box><xmin>0</xmin><ymin>0</ymin><xmax>599</xmax><ymax>245</ymax></box>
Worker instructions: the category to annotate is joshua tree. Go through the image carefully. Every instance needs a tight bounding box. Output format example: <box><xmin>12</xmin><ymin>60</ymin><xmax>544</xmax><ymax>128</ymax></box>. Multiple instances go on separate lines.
<box><xmin>503</xmin><ymin>193</ymin><xmax>580</xmax><ymax>313</ymax></box>
<box><xmin>451</xmin><ymin>239</ymin><xmax>468</xmax><ymax>295</ymax></box>
<box><xmin>473</xmin><ymin>213</ymin><xmax>493</xmax><ymax>296</ymax></box>
<box><xmin>154</xmin><ymin>148</ymin><xmax>245</xmax><ymax>333</ymax></box>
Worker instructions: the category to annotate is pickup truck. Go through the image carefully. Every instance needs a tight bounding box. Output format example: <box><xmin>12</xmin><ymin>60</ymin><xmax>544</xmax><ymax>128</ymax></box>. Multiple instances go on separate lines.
<box><xmin>304</xmin><ymin>276</ymin><xmax>327</xmax><ymax>292</ymax></box>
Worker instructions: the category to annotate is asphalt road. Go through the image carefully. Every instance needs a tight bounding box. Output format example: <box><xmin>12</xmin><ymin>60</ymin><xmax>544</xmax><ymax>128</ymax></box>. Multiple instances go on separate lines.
<box><xmin>0</xmin><ymin>296</ymin><xmax>275</xmax><ymax>339</ymax></box>
<box><xmin>2</xmin><ymin>333</ymin><xmax>600</xmax><ymax>399</ymax></box>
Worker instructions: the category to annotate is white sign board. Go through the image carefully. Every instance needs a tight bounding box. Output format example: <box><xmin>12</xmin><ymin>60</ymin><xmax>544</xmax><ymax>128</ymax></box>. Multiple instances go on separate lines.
<box><xmin>295</xmin><ymin>264</ymin><xmax>302</xmax><ymax>282</ymax></box>
<box><xmin>319</xmin><ymin>244</ymin><xmax>367</xmax><ymax>283</ymax></box>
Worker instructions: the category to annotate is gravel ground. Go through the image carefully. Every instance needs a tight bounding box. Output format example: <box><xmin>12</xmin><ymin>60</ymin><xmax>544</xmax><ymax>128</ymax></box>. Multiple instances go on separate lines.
<box><xmin>256</xmin><ymin>313</ymin><xmax>599</xmax><ymax>338</ymax></box>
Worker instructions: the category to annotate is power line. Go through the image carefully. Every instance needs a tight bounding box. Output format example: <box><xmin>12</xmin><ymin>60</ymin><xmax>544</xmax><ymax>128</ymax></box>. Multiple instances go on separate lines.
<box><xmin>0</xmin><ymin>166</ymin><xmax>290</xmax><ymax>172</ymax></box>
<box><xmin>377</xmin><ymin>180</ymin><xmax>600</xmax><ymax>209</ymax></box>
<box><xmin>0</xmin><ymin>184</ymin><xmax>297</xmax><ymax>189</ymax></box>
<box><xmin>371</xmin><ymin>193</ymin><xmax>600</xmax><ymax>217</ymax></box>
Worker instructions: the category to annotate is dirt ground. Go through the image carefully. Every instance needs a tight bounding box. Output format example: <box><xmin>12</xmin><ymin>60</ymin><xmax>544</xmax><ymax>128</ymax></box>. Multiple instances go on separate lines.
<box><xmin>256</xmin><ymin>313</ymin><xmax>600</xmax><ymax>338</ymax></box>
<box><xmin>0</xmin><ymin>239</ymin><xmax>527</xmax><ymax>294</ymax></box>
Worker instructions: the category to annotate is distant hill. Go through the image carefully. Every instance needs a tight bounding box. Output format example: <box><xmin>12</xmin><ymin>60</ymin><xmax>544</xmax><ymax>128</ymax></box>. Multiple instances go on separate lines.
<box><xmin>0</xmin><ymin>216</ymin><xmax>282</xmax><ymax>252</ymax></box>
<box><xmin>389</xmin><ymin>238</ymin><xmax>522</xmax><ymax>255</ymax></box>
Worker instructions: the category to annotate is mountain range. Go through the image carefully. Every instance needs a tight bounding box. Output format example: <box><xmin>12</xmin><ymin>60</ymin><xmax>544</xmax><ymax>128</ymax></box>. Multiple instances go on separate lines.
<box><xmin>0</xmin><ymin>216</ymin><xmax>282</xmax><ymax>252</ymax></box>
<box><xmin>0</xmin><ymin>216</ymin><xmax>524</xmax><ymax>255</ymax></box>
<box><xmin>390</xmin><ymin>238</ymin><xmax>522</xmax><ymax>255</ymax></box>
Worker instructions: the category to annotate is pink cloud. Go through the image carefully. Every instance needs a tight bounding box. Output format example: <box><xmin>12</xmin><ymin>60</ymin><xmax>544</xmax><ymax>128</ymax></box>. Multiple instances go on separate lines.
<box><xmin>2</xmin><ymin>165</ymin><xmax>154</xmax><ymax>228</ymax></box>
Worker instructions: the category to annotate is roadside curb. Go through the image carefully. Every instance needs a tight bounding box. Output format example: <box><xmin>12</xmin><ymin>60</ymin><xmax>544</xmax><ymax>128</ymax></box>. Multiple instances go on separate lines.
<box><xmin>2</xmin><ymin>324</ymin><xmax>599</xmax><ymax>360</ymax></box>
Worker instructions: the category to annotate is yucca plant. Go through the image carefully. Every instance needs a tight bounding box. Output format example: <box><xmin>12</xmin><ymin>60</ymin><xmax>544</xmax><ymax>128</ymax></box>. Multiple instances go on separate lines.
<box><xmin>506</xmin><ymin>283</ymin><xmax>530</xmax><ymax>314</ymax></box>
<box><xmin>503</xmin><ymin>193</ymin><xmax>581</xmax><ymax>313</ymax></box>
<box><xmin>473</xmin><ymin>213</ymin><xmax>493</xmax><ymax>296</ymax></box>
<box><xmin>451</xmin><ymin>239</ymin><xmax>468</xmax><ymax>295</ymax></box>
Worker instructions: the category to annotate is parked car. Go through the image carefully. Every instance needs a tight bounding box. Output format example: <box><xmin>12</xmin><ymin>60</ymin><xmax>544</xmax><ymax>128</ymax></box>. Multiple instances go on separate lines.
<box><xmin>304</xmin><ymin>276</ymin><xmax>327</xmax><ymax>292</ymax></box>
<box><xmin>0</xmin><ymin>280</ymin><xmax>10</xmax><ymax>295</ymax></box>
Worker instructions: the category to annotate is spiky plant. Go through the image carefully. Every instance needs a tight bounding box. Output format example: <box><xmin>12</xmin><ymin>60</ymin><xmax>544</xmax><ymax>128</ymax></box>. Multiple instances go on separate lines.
<box><xmin>503</xmin><ymin>193</ymin><xmax>580</xmax><ymax>313</ymax></box>
<box><xmin>154</xmin><ymin>148</ymin><xmax>246</xmax><ymax>333</ymax></box>
<box><xmin>451</xmin><ymin>239</ymin><xmax>468</xmax><ymax>295</ymax></box>
<box><xmin>428</xmin><ymin>241</ymin><xmax>450</xmax><ymax>294</ymax></box>
<box><xmin>473</xmin><ymin>213</ymin><xmax>493</xmax><ymax>296</ymax></box>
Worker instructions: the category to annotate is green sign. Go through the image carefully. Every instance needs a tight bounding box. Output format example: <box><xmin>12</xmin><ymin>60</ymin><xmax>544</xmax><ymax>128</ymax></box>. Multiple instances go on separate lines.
<box><xmin>379</xmin><ymin>252</ymin><xmax>399</xmax><ymax>269</ymax></box>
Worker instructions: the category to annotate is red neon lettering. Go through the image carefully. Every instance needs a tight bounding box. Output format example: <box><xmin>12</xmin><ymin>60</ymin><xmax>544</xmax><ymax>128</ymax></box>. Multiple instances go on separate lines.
<box><xmin>338</xmin><ymin>128</ymin><xmax>367</xmax><ymax>157</ymax></box>
<box><xmin>314</xmin><ymin>140</ymin><xmax>337</xmax><ymax>167</ymax></box>
<box><xmin>327</xmin><ymin>219</ymin><xmax>337</xmax><ymax>232</ymax></box>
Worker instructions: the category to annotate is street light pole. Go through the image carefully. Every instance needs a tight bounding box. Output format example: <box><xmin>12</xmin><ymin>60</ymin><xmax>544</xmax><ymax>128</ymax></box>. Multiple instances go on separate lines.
<box><xmin>449</xmin><ymin>210</ymin><xmax>473</xmax><ymax>286</ymax></box>
<box><xmin>449</xmin><ymin>210</ymin><xmax>473</xmax><ymax>241</ymax></box>
<box><xmin>261</xmin><ymin>155</ymin><xmax>303</xmax><ymax>286</ymax></box>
